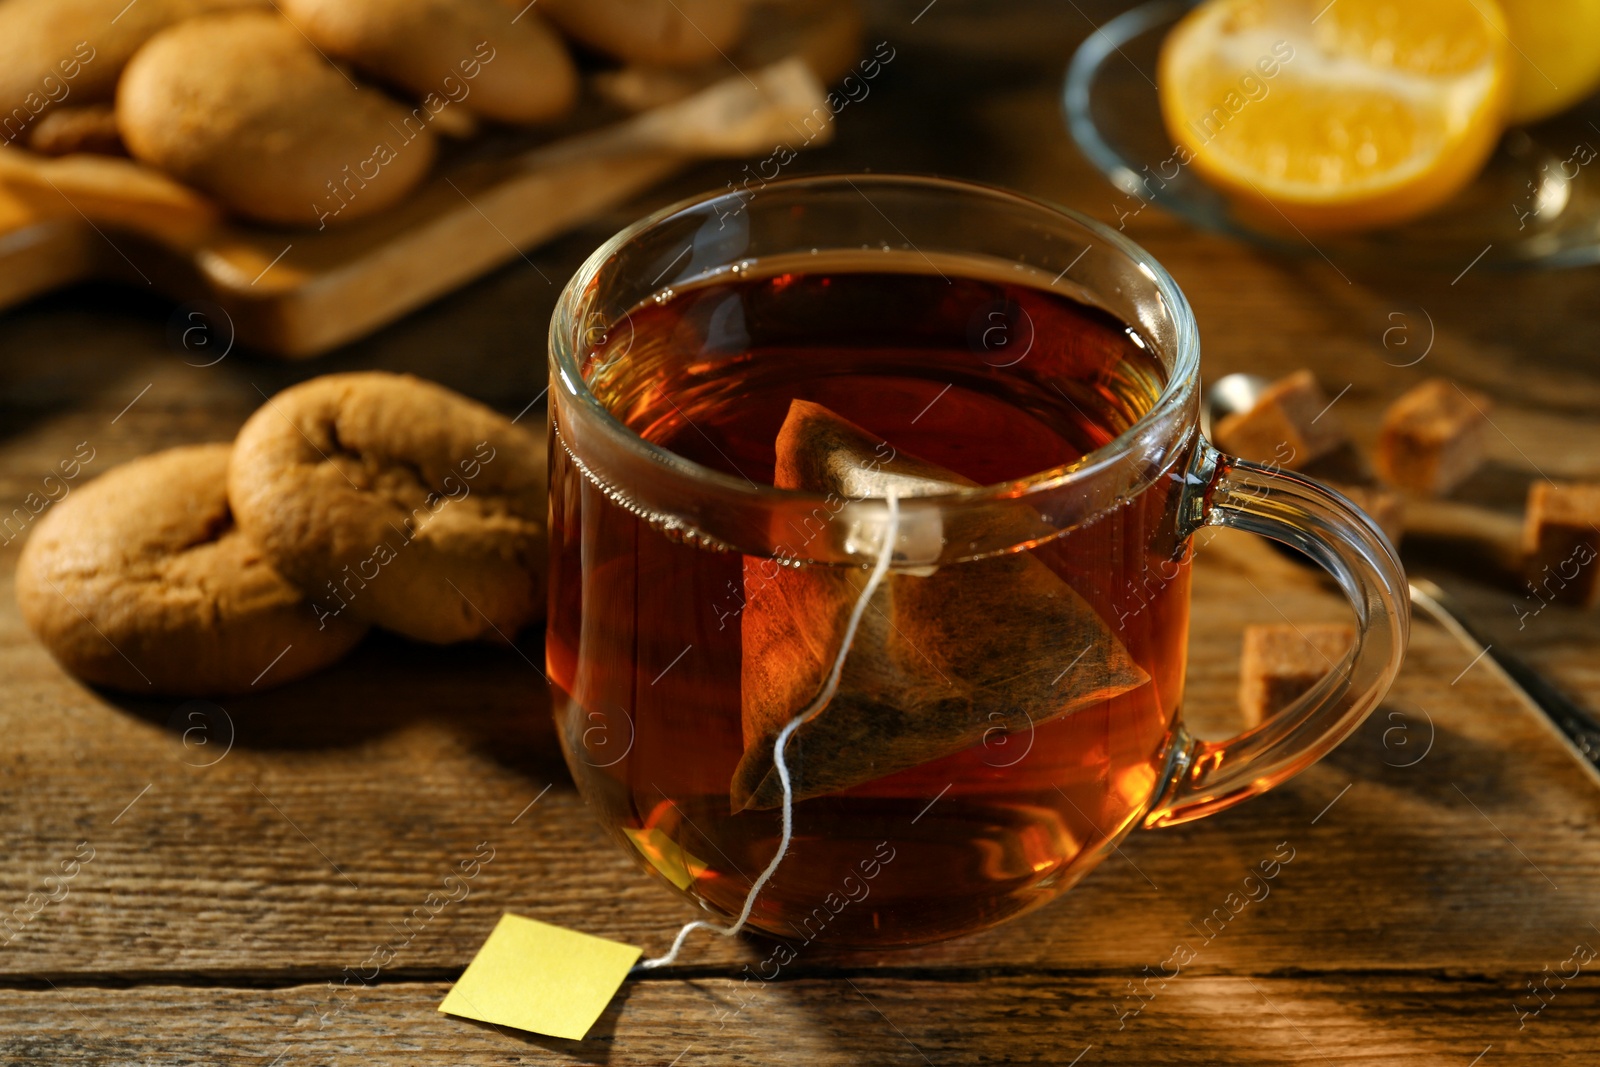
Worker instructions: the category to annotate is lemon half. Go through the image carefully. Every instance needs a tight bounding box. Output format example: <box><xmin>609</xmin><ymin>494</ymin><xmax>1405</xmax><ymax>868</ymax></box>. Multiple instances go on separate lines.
<box><xmin>1158</xmin><ymin>0</ymin><xmax>1511</xmax><ymax>233</ymax></box>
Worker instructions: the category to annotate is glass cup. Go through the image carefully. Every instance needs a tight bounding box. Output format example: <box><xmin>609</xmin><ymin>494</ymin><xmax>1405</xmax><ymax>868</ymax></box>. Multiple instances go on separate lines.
<box><xmin>547</xmin><ymin>174</ymin><xmax>1408</xmax><ymax>947</ymax></box>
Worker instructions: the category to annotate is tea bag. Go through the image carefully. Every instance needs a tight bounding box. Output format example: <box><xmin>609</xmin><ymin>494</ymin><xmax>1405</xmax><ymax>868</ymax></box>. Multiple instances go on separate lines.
<box><xmin>733</xmin><ymin>399</ymin><xmax>1150</xmax><ymax>811</ymax></box>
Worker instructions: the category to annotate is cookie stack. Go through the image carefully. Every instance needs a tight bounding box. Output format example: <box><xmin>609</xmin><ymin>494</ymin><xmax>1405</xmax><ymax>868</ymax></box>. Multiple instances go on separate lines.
<box><xmin>16</xmin><ymin>372</ymin><xmax>549</xmax><ymax>696</ymax></box>
<box><xmin>1</xmin><ymin>0</ymin><xmax>748</xmax><ymax>226</ymax></box>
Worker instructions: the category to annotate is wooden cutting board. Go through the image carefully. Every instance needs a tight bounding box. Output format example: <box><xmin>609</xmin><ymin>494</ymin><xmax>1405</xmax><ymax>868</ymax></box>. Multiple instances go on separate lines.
<box><xmin>0</xmin><ymin>0</ymin><xmax>861</xmax><ymax>358</ymax></box>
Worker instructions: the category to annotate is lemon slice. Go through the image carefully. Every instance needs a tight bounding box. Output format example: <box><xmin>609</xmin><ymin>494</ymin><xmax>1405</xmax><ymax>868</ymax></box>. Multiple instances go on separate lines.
<box><xmin>1158</xmin><ymin>0</ymin><xmax>1511</xmax><ymax>233</ymax></box>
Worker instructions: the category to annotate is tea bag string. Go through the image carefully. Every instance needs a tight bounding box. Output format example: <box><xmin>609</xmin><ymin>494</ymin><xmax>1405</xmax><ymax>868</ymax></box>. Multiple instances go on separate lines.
<box><xmin>634</xmin><ymin>490</ymin><xmax>901</xmax><ymax>972</ymax></box>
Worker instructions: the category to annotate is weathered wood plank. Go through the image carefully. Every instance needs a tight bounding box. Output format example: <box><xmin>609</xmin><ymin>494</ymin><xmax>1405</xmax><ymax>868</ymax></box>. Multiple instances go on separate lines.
<box><xmin>3</xmin><ymin>973</ymin><xmax>1595</xmax><ymax>1066</ymax></box>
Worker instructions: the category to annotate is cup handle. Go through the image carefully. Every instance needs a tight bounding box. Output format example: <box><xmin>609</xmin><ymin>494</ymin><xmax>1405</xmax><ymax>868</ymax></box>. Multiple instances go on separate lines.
<box><xmin>1143</xmin><ymin>444</ymin><xmax>1411</xmax><ymax>828</ymax></box>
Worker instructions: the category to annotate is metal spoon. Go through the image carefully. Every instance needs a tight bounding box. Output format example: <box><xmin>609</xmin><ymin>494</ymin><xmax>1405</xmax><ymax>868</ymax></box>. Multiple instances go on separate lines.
<box><xmin>1205</xmin><ymin>372</ymin><xmax>1600</xmax><ymax>787</ymax></box>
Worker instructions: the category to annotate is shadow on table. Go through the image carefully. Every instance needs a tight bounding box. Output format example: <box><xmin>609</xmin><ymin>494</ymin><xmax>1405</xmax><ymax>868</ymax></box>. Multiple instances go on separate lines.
<box><xmin>448</xmin><ymin>980</ymin><xmax>635</xmax><ymax>1065</ymax></box>
<box><xmin>1318</xmin><ymin>696</ymin><xmax>1523</xmax><ymax>809</ymax></box>
<box><xmin>104</xmin><ymin>627</ymin><xmax>568</xmax><ymax>786</ymax></box>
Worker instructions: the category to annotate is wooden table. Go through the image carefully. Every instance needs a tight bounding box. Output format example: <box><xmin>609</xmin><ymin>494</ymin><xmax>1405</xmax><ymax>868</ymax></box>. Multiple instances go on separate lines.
<box><xmin>4</xmin><ymin>2</ymin><xmax>1600</xmax><ymax>1063</ymax></box>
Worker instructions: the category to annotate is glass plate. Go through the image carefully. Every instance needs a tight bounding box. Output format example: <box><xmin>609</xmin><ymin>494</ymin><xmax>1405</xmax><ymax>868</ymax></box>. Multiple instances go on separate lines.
<box><xmin>1063</xmin><ymin>0</ymin><xmax>1600</xmax><ymax>272</ymax></box>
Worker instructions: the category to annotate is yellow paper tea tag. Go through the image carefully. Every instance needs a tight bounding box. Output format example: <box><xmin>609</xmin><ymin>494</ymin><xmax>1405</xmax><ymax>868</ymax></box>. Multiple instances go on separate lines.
<box><xmin>438</xmin><ymin>913</ymin><xmax>641</xmax><ymax>1041</ymax></box>
<box><xmin>624</xmin><ymin>826</ymin><xmax>710</xmax><ymax>890</ymax></box>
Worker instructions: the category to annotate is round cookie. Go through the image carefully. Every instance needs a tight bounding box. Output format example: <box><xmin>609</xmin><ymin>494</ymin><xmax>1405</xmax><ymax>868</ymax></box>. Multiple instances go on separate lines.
<box><xmin>0</xmin><ymin>0</ymin><xmax>262</xmax><ymax>142</ymax></box>
<box><xmin>228</xmin><ymin>373</ymin><xmax>548</xmax><ymax>645</ymax></box>
<box><xmin>116</xmin><ymin>11</ymin><xmax>437</xmax><ymax>228</ymax></box>
<box><xmin>279</xmin><ymin>0</ymin><xmax>577</xmax><ymax>126</ymax></box>
<box><xmin>537</xmin><ymin>0</ymin><xmax>748</xmax><ymax>68</ymax></box>
<box><xmin>16</xmin><ymin>444</ymin><xmax>368</xmax><ymax>696</ymax></box>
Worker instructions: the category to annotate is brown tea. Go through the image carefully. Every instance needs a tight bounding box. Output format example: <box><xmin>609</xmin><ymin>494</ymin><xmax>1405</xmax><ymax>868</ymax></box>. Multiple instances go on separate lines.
<box><xmin>549</xmin><ymin>261</ymin><xmax>1195</xmax><ymax>946</ymax></box>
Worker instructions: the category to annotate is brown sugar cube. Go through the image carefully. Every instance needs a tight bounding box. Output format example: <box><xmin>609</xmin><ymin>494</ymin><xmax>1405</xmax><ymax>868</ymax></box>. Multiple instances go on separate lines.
<box><xmin>1377</xmin><ymin>378</ymin><xmax>1491</xmax><ymax>495</ymax></box>
<box><xmin>1522</xmin><ymin>482</ymin><xmax>1600</xmax><ymax>607</ymax></box>
<box><xmin>1213</xmin><ymin>370</ymin><xmax>1347</xmax><ymax>470</ymax></box>
<box><xmin>1330</xmin><ymin>482</ymin><xmax>1405</xmax><ymax>547</ymax></box>
<box><xmin>1239</xmin><ymin>623</ymin><xmax>1357</xmax><ymax>727</ymax></box>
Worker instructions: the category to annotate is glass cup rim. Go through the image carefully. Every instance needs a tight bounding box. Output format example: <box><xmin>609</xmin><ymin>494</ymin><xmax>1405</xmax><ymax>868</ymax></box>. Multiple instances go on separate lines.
<box><xmin>549</xmin><ymin>172</ymin><xmax>1201</xmax><ymax>507</ymax></box>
